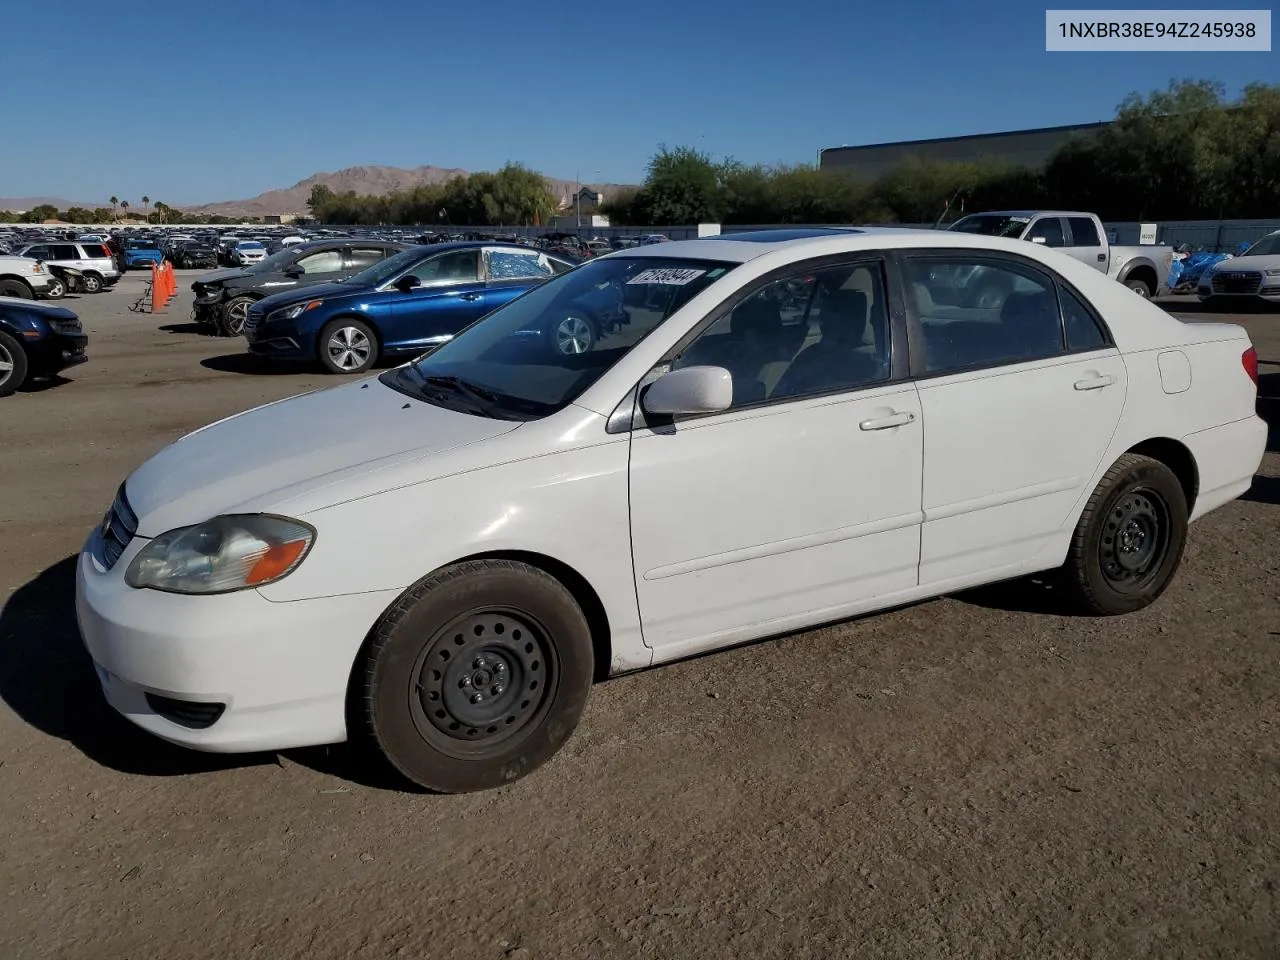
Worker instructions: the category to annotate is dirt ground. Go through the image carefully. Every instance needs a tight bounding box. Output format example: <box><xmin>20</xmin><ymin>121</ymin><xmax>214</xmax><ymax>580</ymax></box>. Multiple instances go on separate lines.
<box><xmin>1</xmin><ymin>272</ymin><xmax>1277</xmax><ymax>960</ymax></box>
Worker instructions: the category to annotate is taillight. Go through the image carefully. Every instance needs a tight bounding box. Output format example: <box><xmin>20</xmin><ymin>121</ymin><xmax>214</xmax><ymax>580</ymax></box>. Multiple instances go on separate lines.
<box><xmin>1243</xmin><ymin>346</ymin><xmax>1258</xmax><ymax>386</ymax></box>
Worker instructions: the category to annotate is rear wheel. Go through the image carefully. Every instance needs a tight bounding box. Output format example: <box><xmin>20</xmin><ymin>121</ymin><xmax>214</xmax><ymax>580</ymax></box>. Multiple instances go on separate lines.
<box><xmin>218</xmin><ymin>295</ymin><xmax>255</xmax><ymax>337</ymax></box>
<box><xmin>81</xmin><ymin>272</ymin><xmax>103</xmax><ymax>294</ymax></box>
<box><xmin>1057</xmin><ymin>453</ymin><xmax>1188</xmax><ymax>615</ymax></box>
<box><xmin>0</xmin><ymin>279</ymin><xmax>33</xmax><ymax>299</ymax></box>
<box><xmin>1126</xmin><ymin>277</ymin><xmax>1153</xmax><ymax>298</ymax></box>
<box><xmin>361</xmin><ymin>559</ymin><xmax>594</xmax><ymax>793</ymax></box>
<box><xmin>319</xmin><ymin>318</ymin><xmax>377</xmax><ymax>374</ymax></box>
<box><xmin>0</xmin><ymin>330</ymin><xmax>29</xmax><ymax>397</ymax></box>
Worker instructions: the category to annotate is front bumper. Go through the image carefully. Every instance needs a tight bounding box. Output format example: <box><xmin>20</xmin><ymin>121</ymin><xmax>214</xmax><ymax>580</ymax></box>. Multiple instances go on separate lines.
<box><xmin>75</xmin><ymin>535</ymin><xmax>400</xmax><ymax>753</ymax></box>
<box><xmin>26</xmin><ymin>332</ymin><xmax>88</xmax><ymax>376</ymax></box>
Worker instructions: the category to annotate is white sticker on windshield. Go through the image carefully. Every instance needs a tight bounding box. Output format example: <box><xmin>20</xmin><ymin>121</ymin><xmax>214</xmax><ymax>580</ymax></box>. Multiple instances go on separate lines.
<box><xmin>627</xmin><ymin>267</ymin><xmax>706</xmax><ymax>286</ymax></box>
<box><xmin>1010</xmin><ymin>217</ymin><xmax>1031</xmax><ymax>223</ymax></box>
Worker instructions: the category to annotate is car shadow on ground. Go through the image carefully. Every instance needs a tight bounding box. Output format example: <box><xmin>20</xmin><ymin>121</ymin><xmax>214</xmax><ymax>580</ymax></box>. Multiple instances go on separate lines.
<box><xmin>157</xmin><ymin>322</ymin><xmax>216</xmax><ymax>336</ymax></box>
<box><xmin>200</xmin><ymin>354</ymin><xmax>318</xmax><ymax>376</ymax></box>
<box><xmin>19</xmin><ymin>374</ymin><xmax>73</xmax><ymax>394</ymax></box>
<box><xmin>0</xmin><ymin>555</ymin><xmax>411</xmax><ymax>789</ymax></box>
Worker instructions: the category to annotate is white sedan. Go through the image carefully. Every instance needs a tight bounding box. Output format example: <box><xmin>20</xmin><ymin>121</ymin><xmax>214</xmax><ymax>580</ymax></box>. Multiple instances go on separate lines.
<box><xmin>76</xmin><ymin>228</ymin><xmax>1267</xmax><ymax>793</ymax></box>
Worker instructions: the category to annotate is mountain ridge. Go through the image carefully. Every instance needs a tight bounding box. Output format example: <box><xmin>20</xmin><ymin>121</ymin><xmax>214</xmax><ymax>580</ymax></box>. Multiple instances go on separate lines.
<box><xmin>2</xmin><ymin>165</ymin><xmax>635</xmax><ymax>218</ymax></box>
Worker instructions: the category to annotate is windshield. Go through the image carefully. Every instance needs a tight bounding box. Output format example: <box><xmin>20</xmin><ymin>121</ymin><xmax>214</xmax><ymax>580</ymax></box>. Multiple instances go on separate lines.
<box><xmin>126</xmin><ymin>240</ymin><xmax>159</xmax><ymax>250</ymax></box>
<box><xmin>948</xmin><ymin>214</ymin><xmax>1031</xmax><ymax>238</ymax></box>
<box><xmin>381</xmin><ymin>256</ymin><xmax>736</xmax><ymax>420</ymax></box>
<box><xmin>237</xmin><ymin>242</ymin><xmax>265</xmax><ymax>250</ymax></box>
<box><xmin>348</xmin><ymin>245</ymin><xmax>431</xmax><ymax>287</ymax></box>
<box><xmin>1242</xmin><ymin>234</ymin><xmax>1280</xmax><ymax>258</ymax></box>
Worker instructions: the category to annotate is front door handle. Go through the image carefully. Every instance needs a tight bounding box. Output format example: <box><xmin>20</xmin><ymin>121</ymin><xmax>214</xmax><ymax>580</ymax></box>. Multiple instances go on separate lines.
<box><xmin>460</xmin><ymin>292</ymin><xmax>482</xmax><ymax>301</ymax></box>
<box><xmin>1074</xmin><ymin>374</ymin><xmax>1116</xmax><ymax>391</ymax></box>
<box><xmin>859</xmin><ymin>411</ymin><xmax>916</xmax><ymax>431</ymax></box>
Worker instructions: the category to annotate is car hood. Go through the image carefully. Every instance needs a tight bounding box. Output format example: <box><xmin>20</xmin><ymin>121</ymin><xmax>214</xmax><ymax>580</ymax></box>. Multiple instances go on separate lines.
<box><xmin>193</xmin><ymin>266</ymin><xmax>254</xmax><ymax>286</ymax></box>
<box><xmin>1213</xmin><ymin>254</ymin><xmax>1280</xmax><ymax>272</ymax></box>
<box><xmin>0</xmin><ymin>297</ymin><xmax>78</xmax><ymax>320</ymax></box>
<box><xmin>124</xmin><ymin>376</ymin><xmax>521</xmax><ymax>536</ymax></box>
<box><xmin>254</xmin><ymin>280</ymin><xmax>372</xmax><ymax>312</ymax></box>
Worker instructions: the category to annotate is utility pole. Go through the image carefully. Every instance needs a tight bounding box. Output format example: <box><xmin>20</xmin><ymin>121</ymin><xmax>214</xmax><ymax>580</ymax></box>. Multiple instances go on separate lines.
<box><xmin>575</xmin><ymin>171</ymin><xmax>581</xmax><ymax>229</ymax></box>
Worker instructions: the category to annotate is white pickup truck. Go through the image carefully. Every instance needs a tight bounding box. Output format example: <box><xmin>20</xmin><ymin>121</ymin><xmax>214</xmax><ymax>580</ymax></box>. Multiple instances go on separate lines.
<box><xmin>947</xmin><ymin>210</ymin><xmax>1172</xmax><ymax>299</ymax></box>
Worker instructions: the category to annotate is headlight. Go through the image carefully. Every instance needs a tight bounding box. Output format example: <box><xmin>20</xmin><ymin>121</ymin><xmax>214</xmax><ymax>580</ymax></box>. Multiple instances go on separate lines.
<box><xmin>268</xmin><ymin>300</ymin><xmax>323</xmax><ymax>322</ymax></box>
<box><xmin>125</xmin><ymin>515</ymin><xmax>315</xmax><ymax>594</ymax></box>
<box><xmin>1265</xmin><ymin>268</ymin><xmax>1280</xmax><ymax>277</ymax></box>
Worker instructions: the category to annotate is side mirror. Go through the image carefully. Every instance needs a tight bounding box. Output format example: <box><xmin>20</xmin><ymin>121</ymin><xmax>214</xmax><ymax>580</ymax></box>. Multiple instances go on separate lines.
<box><xmin>1029</xmin><ymin>236</ymin><xmax>1047</xmax><ymax>244</ymax></box>
<box><xmin>395</xmin><ymin>274</ymin><xmax>421</xmax><ymax>292</ymax></box>
<box><xmin>283</xmin><ymin>265</ymin><xmax>305</xmax><ymax>277</ymax></box>
<box><xmin>641</xmin><ymin>366</ymin><xmax>733</xmax><ymax>417</ymax></box>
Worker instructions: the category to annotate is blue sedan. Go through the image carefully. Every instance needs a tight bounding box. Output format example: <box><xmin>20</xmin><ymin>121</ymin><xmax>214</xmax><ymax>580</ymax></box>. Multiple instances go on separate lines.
<box><xmin>244</xmin><ymin>242</ymin><xmax>602</xmax><ymax>374</ymax></box>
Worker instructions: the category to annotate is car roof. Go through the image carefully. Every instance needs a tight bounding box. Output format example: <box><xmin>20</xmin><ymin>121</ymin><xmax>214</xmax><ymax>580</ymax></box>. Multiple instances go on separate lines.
<box><xmin>959</xmin><ymin>210</ymin><xmax>1094</xmax><ymax>218</ymax></box>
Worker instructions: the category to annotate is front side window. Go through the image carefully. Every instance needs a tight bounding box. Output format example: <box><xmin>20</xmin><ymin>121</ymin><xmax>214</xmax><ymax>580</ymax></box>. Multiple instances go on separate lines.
<box><xmin>23</xmin><ymin>246</ymin><xmax>51</xmax><ymax>260</ymax></box>
<box><xmin>485</xmin><ymin>248</ymin><xmax>554</xmax><ymax>281</ymax></box>
<box><xmin>906</xmin><ymin>258</ymin><xmax>1065</xmax><ymax>374</ymax></box>
<box><xmin>296</xmin><ymin>250</ymin><xmax>344</xmax><ymax>274</ymax></box>
<box><xmin>407</xmin><ymin>250</ymin><xmax>480</xmax><ymax>285</ymax></box>
<box><xmin>382</xmin><ymin>257</ymin><xmax>736</xmax><ymax>419</ymax></box>
<box><xmin>1026</xmin><ymin>218</ymin><xmax>1066</xmax><ymax>247</ymax></box>
<box><xmin>673</xmin><ymin>262</ymin><xmax>890</xmax><ymax>408</ymax></box>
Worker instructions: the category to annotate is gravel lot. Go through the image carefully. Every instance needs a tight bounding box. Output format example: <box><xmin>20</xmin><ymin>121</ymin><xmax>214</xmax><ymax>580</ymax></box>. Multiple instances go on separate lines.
<box><xmin>1</xmin><ymin>271</ymin><xmax>1278</xmax><ymax>960</ymax></box>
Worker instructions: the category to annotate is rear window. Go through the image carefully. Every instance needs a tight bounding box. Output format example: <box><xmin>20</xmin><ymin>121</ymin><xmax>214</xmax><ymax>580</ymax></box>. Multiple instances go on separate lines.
<box><xmin>81</xmin><ymin>244</ymin><xmax>110</xmax><ymax>258</ymax></box>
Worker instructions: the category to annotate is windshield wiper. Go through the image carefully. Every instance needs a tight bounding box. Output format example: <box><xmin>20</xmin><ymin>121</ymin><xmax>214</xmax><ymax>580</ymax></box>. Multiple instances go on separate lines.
<box><xmin>421</xmin><ymin>374</ymin><xmax>499</xmax><ymax>405</ymax></box>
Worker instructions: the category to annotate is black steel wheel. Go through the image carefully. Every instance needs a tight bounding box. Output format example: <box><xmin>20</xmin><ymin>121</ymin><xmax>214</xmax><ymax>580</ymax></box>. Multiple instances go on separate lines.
<box><xmin>1058</xmin><ymin>453</ymin><xmax>1188</xmax><ymax>615</ymax></box>
<box><xmin>361</xmin><ymin>559</ymin><xmax>594</xmax><ymax>793</ymax></box>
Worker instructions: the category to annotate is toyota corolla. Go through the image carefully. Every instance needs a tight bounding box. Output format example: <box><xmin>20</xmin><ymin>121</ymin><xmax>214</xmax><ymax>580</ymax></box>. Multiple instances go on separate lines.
<box><xmin>77</xmin><ymin>228</ymin><xmax>1266</xmax><ymax>793</ymax></box>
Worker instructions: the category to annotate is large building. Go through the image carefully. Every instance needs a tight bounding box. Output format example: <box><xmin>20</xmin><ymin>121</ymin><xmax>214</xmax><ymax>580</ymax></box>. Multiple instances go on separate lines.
<box><xmin>818</xmin><ymin>121</ymin><xmax>1112</xmax><ymax>181</ymax></box>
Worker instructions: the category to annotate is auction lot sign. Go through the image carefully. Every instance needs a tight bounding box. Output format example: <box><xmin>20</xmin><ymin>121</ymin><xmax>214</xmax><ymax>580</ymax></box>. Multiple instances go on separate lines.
<box><xmin>1046</xmin><ymin>9</ymin><xmax>1271</xmax><ymax>50</ymax></box>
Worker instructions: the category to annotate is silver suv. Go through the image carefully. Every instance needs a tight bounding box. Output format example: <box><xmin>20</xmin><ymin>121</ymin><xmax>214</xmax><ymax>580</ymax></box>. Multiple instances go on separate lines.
<box><xmin>12</xmin><ymin>241</ymin><xmax>120</xmax><ymax>295</ymax></box>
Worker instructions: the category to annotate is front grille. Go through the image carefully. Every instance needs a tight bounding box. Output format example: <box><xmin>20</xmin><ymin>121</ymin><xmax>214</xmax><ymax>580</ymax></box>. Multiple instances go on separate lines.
<box><xmin>50</xmin><ymin>317</ymin><xmax>82</xmax><ymax>335</ymax></box>
<box><xmin>97</xmin><ymin>484</ymin><xmax>138</xmax><ymax>571</ymax></box>
<box><xmin>145</xmin><ymin>693</ymin><xmax>226</xmax><ymax>730</ymax></box>
<box><xmin>1211</xmin><ymin>271</ymin><xmax>1262</xmax><ymax>294</ymax></box>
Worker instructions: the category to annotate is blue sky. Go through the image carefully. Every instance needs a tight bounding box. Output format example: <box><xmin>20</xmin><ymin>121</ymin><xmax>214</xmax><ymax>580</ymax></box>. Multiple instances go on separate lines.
<box><xmin>5</xmin><ymin>0</ymin><xmax>1275</xmax><ymax>204</ymax></box>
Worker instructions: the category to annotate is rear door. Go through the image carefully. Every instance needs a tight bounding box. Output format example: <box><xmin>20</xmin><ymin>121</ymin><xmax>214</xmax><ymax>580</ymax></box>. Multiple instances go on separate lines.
<box><xmin>262</xmin><ymin>246</ymin><xmax>346</xmax><ymax>294</ymax></box>
<box><xmin>901</xmin><ymin>250</ymin><xmax>1126</xmax><ymax>585</ymax></box>
<box><xmin>1063</xmin><ymin>216</ymin><xmax>1108</xmax><ymax>272</ymax></box>
<box><xmin>386</xmin><ymin>248</ymin><xmax>487</xmax><ymax>353</ymax></box>
<box><xmin>50</xmin><ymin>244</ymin><xmax>81</xmax><ymax>269</ymax></box>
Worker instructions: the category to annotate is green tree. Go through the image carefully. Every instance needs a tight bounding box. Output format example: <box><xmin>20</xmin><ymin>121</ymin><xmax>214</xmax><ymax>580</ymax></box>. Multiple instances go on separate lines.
<box><xmin>642</xmin><ymin>145</ymin><xmax>723</xmax><ymax>223</ymax></box>
<box><xmin>92</xmin><ymin>207</ymin><xmax>113</xmax><ymax>222</ymax></box>
<box><xmin>21</xmin><ymin>204</ymin><xmax>60</xmax><ymax>223</ymax></box>
<box><xmin>141</xmin><ymin>195</ymin><xmax>150</xmax><ymax>217</ymax></box>
<box><xmin>120</xmin><ymin>200</ymin><xmax>130</xmax><ymax>218</ymax></box>
<box><xmin>65</xmin><ymin>206</ymin><xmax>94</xmax><ymax>223</ymax></box>
<box><xmin>109</xmin><ymin>195</ymin><xmax>119</xmax><ymax>220</ymax></box>
<box><xmin>307</xmin><ymin>184</ymin><xmax>336</xmax><ymax>219</ymax></box>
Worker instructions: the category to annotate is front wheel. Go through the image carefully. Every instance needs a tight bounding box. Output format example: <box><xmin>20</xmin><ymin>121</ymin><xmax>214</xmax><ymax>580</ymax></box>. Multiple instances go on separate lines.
<box><xmin>0</xmin><ymin>330</ymin><xmax>30</xmax><ymax>397</ymax></box>
<box><xmin>44</xmin><ymin>277</ymin><xmax>66</xmax><ymax>299</ymax></box>
<box><xmin>218</xmin><ymin>295</ymin><xmax>255</xmax><ymax>337</ymax></box>
<box><xmin>361</xmin><ymin>559</ymin><xmax>594</xmax><ymax>793</ymax></box>
<box><xmin>81</xmin><ymin>272</ymin><xmax>103</xmax><ymax>294</ymax></box>
<box><xmin>0</xmin><ymin>279</ymin><xmax>33</xmax><ymax>299</ymax></box>
<box><xmin>319</xmin><ymin>318</ymin><xmax>377</xmax><ymax>374</ymax></box>
<box><xmin>1057</xmin><ymin>453</ymin><xmax>1188</xmax><ymax>615</ymax></box>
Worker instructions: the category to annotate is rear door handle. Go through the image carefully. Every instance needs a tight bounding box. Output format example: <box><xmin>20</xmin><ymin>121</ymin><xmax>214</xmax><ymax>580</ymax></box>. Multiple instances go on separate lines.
<box><xmin>860</xmin><ymin>411</ymin><xmax>916</xmax><ymax>431</ymax></box>
<box><xmin>1074</xmin><ymin>374</ymin><xmax>1116</xmax><ymax>391</ymax></box>
<box><xmin>1096</xmin><ymin>253</ymin><xmax>1105</xmax><ymax>262</ymax></box>
<box><xmin>460</xmin><ymin>292</ymin><xmax>482</xmax><ymax>301</ymax></box>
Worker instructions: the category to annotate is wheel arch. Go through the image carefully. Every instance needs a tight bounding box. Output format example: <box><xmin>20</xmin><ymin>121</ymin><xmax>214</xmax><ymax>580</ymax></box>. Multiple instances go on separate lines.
<box><xmin>1117</xmin><ymin>260</ymin><xmax>1158</xmax><ymax>291</ymax></box>
<box><xmin>316</xmin><ymin>313</ymin><xmax>384</xmax><ymax>362</ymax></box>
<box><xmin>1125</xmin><ymin>437</ymin><xmax>1198</xmax><ymax>512</ymax></box>
<box><xmin>0</xmin><ymin>275</ymin><xmax>35</xmax><ymax>295</ymax></box>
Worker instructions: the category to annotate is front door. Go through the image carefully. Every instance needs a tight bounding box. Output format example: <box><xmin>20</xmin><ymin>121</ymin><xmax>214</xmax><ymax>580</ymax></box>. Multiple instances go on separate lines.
<box><xmin>627</xmin><ymin>258</ymin><xmax>924</xmax><ymax>657</ymax></box>
<box><xmin>387</xmin><ymin>248</ymin><xmax>488</xmax><ymax>352</ymax></box>
<box><xmin>902</xmin><ymin>252</ymin><xmax>1127</xmax><ymax>585</ymax></box>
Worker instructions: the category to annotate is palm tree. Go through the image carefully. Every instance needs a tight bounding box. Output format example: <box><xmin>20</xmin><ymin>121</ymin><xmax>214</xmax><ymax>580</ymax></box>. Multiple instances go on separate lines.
<box><xmin>109</xmin><ymin>196</ymin><xmax>119</xmax><ymax>220</ymax></box>
<box><xmin>121</xmin><ymin>200</ymin><xmax>130</xmax><ymax>220</ymax></box>
<box><xmin>141</xmin><ymin>196</ymin><xmax>150</xmax><ymax>218</ymax></box>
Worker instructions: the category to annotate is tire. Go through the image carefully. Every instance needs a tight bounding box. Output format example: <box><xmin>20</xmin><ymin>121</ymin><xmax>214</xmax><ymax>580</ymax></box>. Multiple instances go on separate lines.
<box><xmin>0</xmin><ymin>330</ymin><xmax>30</xmax><ymax>397</ymax></box>
<box><xmin>1057</xmin><ymin>453</ymin><xmax>1188</xmax><ymax>615</ymax></box>
<box><xmin>549</xmin><ymin>312</ymin><xmax>597</xmax><ymax>356</ymax></box>
<box><xmin>319</xmin><ymin>318</ymin><xmax>378</xmax><ymax>374</ymax></box>
<box><xmin>1126</xmin><ymin>277</ymin><xmax>1153</xmax><ymax>298</ymax></box>
<box><xmin>361</xmin><ymin>559</ymin><xmax>594</xmax><ymax>793</ymax></box>
<box><xmin>81</xmin><ymin>272</ymin><xmax>103</xmax><ymax>294</ymax></box>
<box><xmin>217</xmin><ymin>295</ymin><xmax>256</xmax><ymax>337</ymax></box>
<box><xmin>0</xmin><ymin>279</ymin><xmax>33</xmax><ymax>299</ymax></box>
<box><xmin>44</xmin><ymin>277</ymin><xmax>66</xmax><ymax>299</ymax></box>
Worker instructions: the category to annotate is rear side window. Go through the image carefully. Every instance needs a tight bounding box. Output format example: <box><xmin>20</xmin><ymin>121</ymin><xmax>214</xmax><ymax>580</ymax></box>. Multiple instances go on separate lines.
<box><xmin>52</xmin><ymin>244</ymin><xmax>80</xmax><ymax>260</ymax></box>
<box><xmin>345</xmin><ymin>247</ymin><xmax>387</xmax><ymax>270</ymax></box>
<box><xmin>485</xmin><ymin>248</ymin><xmax>554</xmax><ymax>281</ymax></box>
<box><xmin>1059</xmin><ymin>285</ymin><xmax>1108</xmax><ymax>351</ymax></box>
<box><xmin>81</xmin><ymin>244</ymin><xmax>110</xmax><ymax>258</ymax></box>
<box><xmin>1067</xmin><ymin>217</ymin><xmax>1101</xmax><ymax>247</ymax></box>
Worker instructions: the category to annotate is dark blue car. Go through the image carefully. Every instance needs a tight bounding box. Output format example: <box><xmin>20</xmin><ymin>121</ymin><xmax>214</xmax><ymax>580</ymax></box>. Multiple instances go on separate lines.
<box><xmin>244</xmin><ymin>242</ymin><xmax>605</xmax><ymax>374</ymax></box>
<box><xmin>0</xmin><ymin>298</ymin><xmax>88</xmax><ymax>396</ymax></box>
